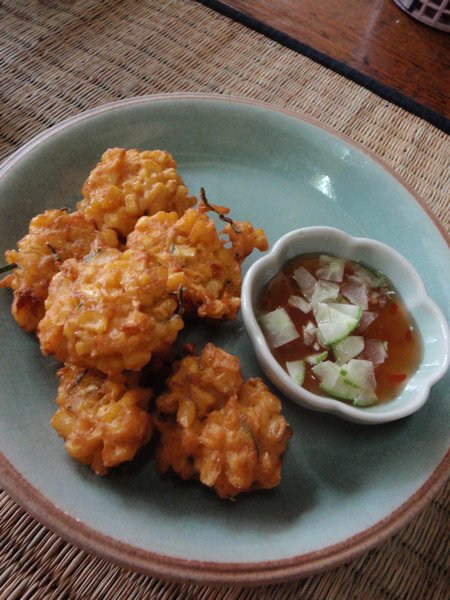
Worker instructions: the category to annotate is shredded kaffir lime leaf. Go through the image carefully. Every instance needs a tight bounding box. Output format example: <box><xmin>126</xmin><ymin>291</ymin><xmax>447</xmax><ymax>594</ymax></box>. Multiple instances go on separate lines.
<box><xmin>0</xmin><ymin>263</ymin><xmax>17</xmax><ymax>274</ymax></box>
<box><xmin>177</xmin><ymin>286</ymin><xmax>185</xmax><ymax>316</ymax></box>
<box><xmin>200</xmin><ymin>188</ymin><xmax>241</xmax><ymax>234</ymax></box>
<box><xmin>46</xmin><ymin>243</ymin><xmax>61</xmax><ymax>261</ymax></box>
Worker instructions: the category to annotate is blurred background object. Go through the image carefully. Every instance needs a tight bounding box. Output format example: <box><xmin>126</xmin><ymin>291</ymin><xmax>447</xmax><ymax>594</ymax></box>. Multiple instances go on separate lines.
<box><xmin>392</xmin><ymin>0</ymin><xmax>450</xmax><ymax>31</ymax></box>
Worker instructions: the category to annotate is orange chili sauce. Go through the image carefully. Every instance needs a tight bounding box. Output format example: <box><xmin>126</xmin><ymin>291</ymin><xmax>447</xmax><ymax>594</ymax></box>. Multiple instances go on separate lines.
<box><xmin>257</xmin><ymin>254</ymin><xmax>422</xmax><ymax>404</ymax></box>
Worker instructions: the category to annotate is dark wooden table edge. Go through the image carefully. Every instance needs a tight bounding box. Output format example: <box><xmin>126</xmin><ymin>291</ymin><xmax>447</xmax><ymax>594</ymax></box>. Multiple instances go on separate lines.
<box><xmin>196</xmin><ymin>0</ymin><xmax>450</xmax><ymax>134</ymax></box>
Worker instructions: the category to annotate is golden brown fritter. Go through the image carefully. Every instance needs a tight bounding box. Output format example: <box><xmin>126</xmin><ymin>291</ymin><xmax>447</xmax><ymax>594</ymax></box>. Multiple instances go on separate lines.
<box><xmin>38</xmin><ymin>247</ymin><xmax>184</xmax><ymax>375</ymax></box>
<box><xmin>154</xmin><ymin>344</ymin><xmax>292</xmax><ymax>498</ymax></box>
<box><xmin>198</xmin><ymin>188</ymin><xmax>268</xmax><ymax>263</ymax></box>
<box><xmin>154</xmin><ymin>344</ymin><xmax>243</xmax><ymax>480</ymax></box>
<box><xmin>77</xmin><ymin>148</ymin><xmax>196</xmax><ymax>238</ymax></box>
<box><xmin>0</xmin><ymin>209</ymin><xmax>109</xmax><ymax>332</ymax></box>
<box><xmin>222</xmin><ymin>219</ymin><xmax>269</xmax><ymax>263</ymax></box>
<box><xmin>52</xmin><ymin>364</ymin><xmax>153</xmax><ymax>475</ymax></box>
<box><xmin>196</xmin><ymin>379</ymin><xmax>292</xmax><ymax>498</ymax></box>
<box><xmin>156</xmin><ymin>342</ymin><xmax>243</xmax><ymax>421</ymax></box>
<box><xmin>0</xmin><ymin>147</ymin><xmax>280</xmax><ymax>498</ymax></box>
<box><xmin>127</xmin><ymin>203</ymin><xmax>268</xmax><ymax>320</ymax></box>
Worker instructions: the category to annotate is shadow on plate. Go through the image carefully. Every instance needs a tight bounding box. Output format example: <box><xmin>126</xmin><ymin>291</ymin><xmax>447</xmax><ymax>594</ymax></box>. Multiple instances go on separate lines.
<box><xmin>99</xmin><ymin>428</ymin><xmax>317</xmax><ymax>532</ymax></box>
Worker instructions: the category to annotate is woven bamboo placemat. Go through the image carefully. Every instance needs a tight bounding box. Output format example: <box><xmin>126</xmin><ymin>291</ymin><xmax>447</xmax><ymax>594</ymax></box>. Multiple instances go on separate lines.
<box><xmin>1</xmin><ymin>1</ymin><xmax>449</xmax><ymax>598</ymax></box>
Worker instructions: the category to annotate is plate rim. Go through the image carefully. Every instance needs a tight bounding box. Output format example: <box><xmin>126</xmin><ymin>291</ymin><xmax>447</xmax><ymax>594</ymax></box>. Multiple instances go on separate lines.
<box><xmin>1</xmin><ymin>452</ymin><xmax>448</xmax><ymax>584</ymax></box>
<box><xmin>1</xmin><ymin>92</ymin><xmax>449</xmax><ymax>585</ymax></box>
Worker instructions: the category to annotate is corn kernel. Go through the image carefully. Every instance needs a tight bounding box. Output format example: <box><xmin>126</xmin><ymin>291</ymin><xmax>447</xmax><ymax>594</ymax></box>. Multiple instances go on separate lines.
<box><xmin>125</xmin><ymin>193</ymin><xmax>141</xmax><ymax>216</ymax></box>
<box><xmin>75</xmin><ymin>341</ymin><xmax>87</xmax><ymax>355</ymax></box>
<box><xmin>177</xmin><ymin>398</ymin><xmax>197</xmax><ymax>428</ymax></box>
<box><xmin>79</xmin><ymin>311</ymin><xmax>108</xmax><ymax>333</ymax></box>
<box><xmin>166</xmin><ymin>271</ymin><xmax>185</xmax><ymax>292</ymax></box>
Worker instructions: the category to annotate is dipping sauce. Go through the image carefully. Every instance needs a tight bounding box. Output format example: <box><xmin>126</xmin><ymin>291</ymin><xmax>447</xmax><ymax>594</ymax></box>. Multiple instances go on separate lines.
<box><xmin>257</xmin><ymin>253</ymin><xmax>422</xmax><ymax>405</ymax></box>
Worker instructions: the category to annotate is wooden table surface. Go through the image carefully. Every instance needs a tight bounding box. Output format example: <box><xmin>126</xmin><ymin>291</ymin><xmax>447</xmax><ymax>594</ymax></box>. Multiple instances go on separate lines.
<box><xmin>215</xmin><ymin>0</ymin><xmax>450</xmax><ymax>120</ymax></box>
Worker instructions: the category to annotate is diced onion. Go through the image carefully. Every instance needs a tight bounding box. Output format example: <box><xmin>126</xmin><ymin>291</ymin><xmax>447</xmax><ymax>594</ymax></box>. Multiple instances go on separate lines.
<box><xmin>302</xmin><ymin>320</ymin><xmax>317</xmax><ymax>346</ymax></box>
<box><xmin>293</xmin><ymin>266</ymin><xmax>317</xmax><ymax>301</ymax></box>
<box><xmin>288</xmin><ymin>295</ymin><xmax>311</xmax><ymax>313</ymax></box>
<box><xmin>364</xmin><ymin>339</ymin><xmax>388</xmax><ymax>366</ymax></box>
<box><xmin>351</xmin><ymin>263</ymin><xmax>385</xmax><ymax>288</ymax></box>
<box><xmin>357</xmin><ymin>311</ymin><xmax>377</xmax><ymax>333</ymax></box>
<box><xmin>341</xmin><ymin>282</ymin><xmax>368</xmax><ymax>310</ymax></box>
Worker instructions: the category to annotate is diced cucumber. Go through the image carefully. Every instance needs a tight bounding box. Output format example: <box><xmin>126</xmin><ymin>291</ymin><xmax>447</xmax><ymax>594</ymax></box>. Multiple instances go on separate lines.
<box><xmin>311</xmin><ymin>280</ymin><xmax>340</xmax><ymax>304</ymax></box>
<box><xmin>286</xmin><ymin>360</ymin><xmax>305</xmax><ymax>385</ymax></box>
<box><xmin>305</xmin><ymin>351</ymin><xmax>328</xmax><ymax>365</ymax></box>
<box><xmin>293</xmin><ymin>266</ymin><xmax>317</xmax><ymax>301</ymax></box>
<box><xmin>318</xmin><ymin>254</ymin><xmax>334</xmax><ymax>266</ymax></box>
<box><xmin>353</xmin><ymin>390</ymin><xmax>378</xmax><ymax>407</ymax></box>
<box><xmin>312</xmin><ymin>359</ymin><xmax>378</xmax><ymax>405</ymax></box>
<box><xmin>327</xmin><ymin>303</ymin><xmax>363</xmax><ymax>319</ymax></box>
<box><xmin>312</xmin><ymin>360</ymin><xmax>340</xmax><ymax>389</ymax></box>
<box><xmin>259</xmin><ymin>307</ymin><xmax>299</xmax><ymax>348</ymax></box>
<box><xmin>332</xmin><ymin>336</ymin><xmax>364</xmax><ymax>365</ymax></box>
<box><xmin>312</xmin><ymin>361</ymin><xmax>357</xmax><ymax>401</ymax></box>
<box><xmin>313</xmin><ymin>302</ymin><xmax>362</xmax><ymax>345</ymax></box>
<box><xmin>315</xmin><ymin>258</ymin><xmax>345</xmax><ymax>282</ymax></box>
<box><xmin>342</xmin><ymin>359</ymin><xmax>377</xmax><ymax>391</ymax></box>
<box><xmin>288</xmin><ymin>294</ymin><xmax>311</xmax><ymax>313</ymax></box>
<box><xmin>351</xmin><ymin>263</ymin><xmax>386</xmax><ymax>288</ymax></box>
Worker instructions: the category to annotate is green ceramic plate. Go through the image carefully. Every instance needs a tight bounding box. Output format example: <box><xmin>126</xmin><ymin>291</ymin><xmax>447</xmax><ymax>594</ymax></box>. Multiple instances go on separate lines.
<box><xmin>0</xmin><ymin>95</ymin><xmax>448</xmax><ymax>585</ymax></box>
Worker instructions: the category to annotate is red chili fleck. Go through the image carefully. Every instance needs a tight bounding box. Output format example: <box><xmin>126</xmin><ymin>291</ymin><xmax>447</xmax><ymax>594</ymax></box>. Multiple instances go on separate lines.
<box><xmin>183</xmin><ymin>342</ymin><xmax>196</xmax><ymax>355</ymax></box>
<box><xmin>387</xmin><ymin>373</ymin><xmax>407</xmax><ymax>383</ymax></box>
<box><xmin>210</xmin><ymin>263</ymin><xmax>223</xmax><ymax>277</ymax></box>
<box><xmin>390</xmin><ymin>302</ymin><xmax>399</xmax><ymax>314</ymax></box>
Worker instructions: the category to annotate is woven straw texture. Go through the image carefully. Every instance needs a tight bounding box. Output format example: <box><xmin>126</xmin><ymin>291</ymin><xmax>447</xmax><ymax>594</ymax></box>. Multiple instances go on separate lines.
<box><xmin>1</xmin><ymin>0</ymin><xmax>449</xmax><ymax>598</ymax></box>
